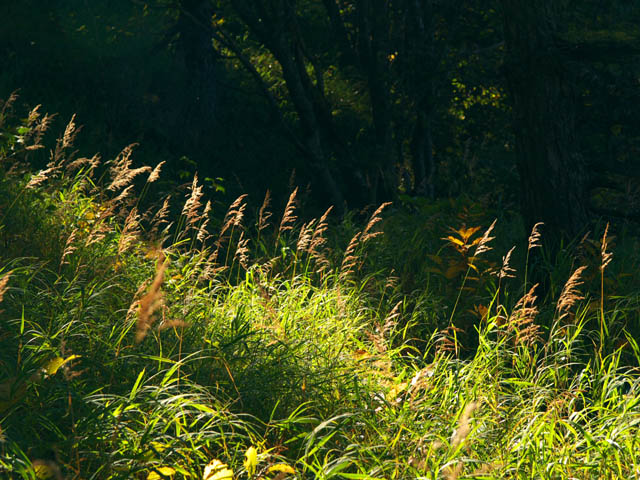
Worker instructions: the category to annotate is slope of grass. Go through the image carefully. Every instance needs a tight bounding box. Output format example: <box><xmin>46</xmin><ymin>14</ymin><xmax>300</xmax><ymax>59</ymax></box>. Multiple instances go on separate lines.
<box><xmin>1</xmin><ymin>96</ymin><xmax>640</xmax><ymax>479</ymax></box>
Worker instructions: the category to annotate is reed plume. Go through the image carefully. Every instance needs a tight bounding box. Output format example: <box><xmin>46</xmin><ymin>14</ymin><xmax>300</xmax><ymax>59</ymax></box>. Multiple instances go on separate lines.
<box><xmin>135</xmin><ymin>251</ymin><xmax>167</xmax><ymax>342</ymax></box>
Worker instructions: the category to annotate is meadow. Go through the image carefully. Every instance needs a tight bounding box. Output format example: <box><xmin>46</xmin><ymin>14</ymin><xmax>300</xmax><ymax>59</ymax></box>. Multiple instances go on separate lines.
<box><xmin>1</xmin><ymin>97</ymin><xmax>640</xmax><ymax>479</ymax></box>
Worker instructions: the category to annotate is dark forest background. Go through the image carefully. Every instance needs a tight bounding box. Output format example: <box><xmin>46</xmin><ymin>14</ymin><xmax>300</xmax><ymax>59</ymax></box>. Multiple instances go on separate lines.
<box><xmin>2</xmin><ymin>0</ymin><xmax>640</xmax><ymax>240</ymax></box>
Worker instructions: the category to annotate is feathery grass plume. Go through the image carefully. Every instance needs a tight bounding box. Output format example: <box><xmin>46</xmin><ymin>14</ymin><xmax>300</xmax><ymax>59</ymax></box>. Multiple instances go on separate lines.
<box><xmin>509</xmin><ymin>284</ymin><xmax>541</xmax><ymax>346</ymax></box>
<box><xmin>444</xmin><ymin>401</ymin><xmax>480</xmax><ymax>480</ymax></box>
<box><xmin>59</xmin><ymin>229</ymin><xmax>79</xmax><ymax>268</ymax></box>
<box><xmin>85</xmin><ymin>204</ymin><xmax>116</xmax><ymax>246</ymax></box>
<box><xmin>111</xmin><ymin>184</ymin><xmax>136</xmax><ymax>208</ymax></box>
<box><xmin>362</xmin><ymin>202</ymin><xmax>391</xmax><ymax>242</ymax></box>
<box><xmin>212</xmin><ymin>194</ymin><xmax>248</xmax><ymax>265</ymax></box>
<box><xmin>599</xmin><ymin>223</ymin><xmax>613</xmax><ymax>352</ymax></box>
<box><xmin>498</xmin><ymin>246</ymin><xmax>516</xmax><ymax>280</ymax></box>
<box><xmin>305</xmin><ymin>206</ymin><xmax>333</xmax><ymax>274</ymax></box>
<box><xmin>24</xmin><ymin>107</ymin><xmax>55</xmax><ymax>151</ymax></box>
<box><xmin>107</xmin><ymin>144</ymin><xmax>151</xmax><ymax>192</ymax></box>
<box><xmin>136</xmin><ymin>251</ymin><xmax>167</xmax><ymax>342</ymax></box>
<box><xmin>181</xmin><ymin>174</ymin><xmax>204</xmax><ymax>227</ymax></box>
<box><xmin>147</xmin><ymin>161</ymin><xmax>165</xmax><ymax>184</ymax></box>
<box><xmin>473</xmin><ymin>219</ymin><xmax>496</xmax><ymax>257</ymax></box>
<box><xmin>49</xmin><ymin>115</ymin><xmax>80</xmax><ymax>168</ymax></box>
<box><xmin>528</xmin><ymin>222</ymin><xmax>544</xmax><ymax>251</ymax></box>
<box><xmin>117</xmin><ymin>208</ymin><xmax>141</xmax><ymax>256</ymax></box>
<box><xmin>234</xmin><ymin>231</ymin><xmax>250</xmax><ymax>270</ymax></box>
<box><xmin>150</xmin><ymin>196</ymin><xmax>172</xmax><ymax>238</ymax></box>
<box><xmin>0</xmin><ymin>91</ymin><xmax>18</xmax><ymax>128</ymax></box>
<box><xmin>556</xmin><ymin>266</ymin><xmax>587</xmax><ymax>321</ymax></box>
<box><xmin>296</xmin><ymin>220</ymin><xmax>315</xmax><ymax>254</ymax></box>
<box><xmin>258</xmin><ymin>189</ymin><xmax>272</xmax><ymax>231</ymax></box>
<box><xmin>370</xmin><ymin>300</ymin><xmax>402</xmax><ymax>353</ymax></box>
<box><xmin>197</xmin><ymin>200</ymin><xmax>213</xmax><ymax>245</ymax></box>
<box><xmin>157</xmin><ymin>318</ymin><xmax>188</xmax><ymax>332</ymax></box>
<box><xmin>278</xmin><ymin>187</ymin><xmax>299</xmax><ymax>237</ymax></box>
<box><xmin>65</xmin><ymin>153</ymin><xmax>101</xmax><ymax>174</ymax></box>
<box><xmin>0</xmin><ymin>271</ymin><xmax>11</xmax><ymax>304</ymax></box>
<box><xmin>600</xmin><ymin>223</ymin><xmax>613</xmax><ymax>273</ymax></box>
<box><xmin>451</xmin><ymin>401</ymin><xmax>479</xmax><ymax>448</ymax></box>
<box><xmin>61</xmin><ymin>114</ymin><xmax>79</xmax><ymax>149</ymax></box>
<box><xmin>340</xmin><ymin>231</ymin><xmax>362</xmax><ymax>277</ymax></box>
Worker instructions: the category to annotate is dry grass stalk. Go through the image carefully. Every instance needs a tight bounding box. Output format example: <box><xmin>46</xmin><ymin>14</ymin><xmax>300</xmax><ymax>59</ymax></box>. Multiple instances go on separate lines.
<box><xmin>147</xmin><ymin>161</ymin><xmax>165</xmax><ymax>183</ymax></box>
<box><xmin>278</xmin><ymin>187</ymin><xmax>299</xmax><ymax>235</ymax></box>
<box><xmin>62</xmin><ymin>114</ymin><xmax>79</xmax><ymax>149</ymax></box>
<box><xmin>136</xmin><ymin>251</ymin><xmax>168</xmax><ymax>342</ymax></box>
<box><xmin>528</xmin><ymin>222</ymin><xmax>544</xmax><ymax>251</ymax></box>
<box><xmin>150</xmin><ymin>196</ymin><xmax>172</xmax><ymax>238</ymax></box>
<box><xmin>157</xmin><ymin>319</ymin><xmax>187</xmax><ymax>332</ymax></box>
<box><xmin>452</xmin><ymin>401</ymin><xmax>479</xmax><ymax>447</ymax></box>
<box><xmin>107</xmin><ymin>144</ymin><xmax>151</xmax><ymax>192</ymax></box>
<box><xmin>60</xmin><ymin>229</ymin><xmax>79</xmax><ymax>268</ymax></box>
<box><xmin>296</xmin><ymin>220</ymin><xmax>315</xmax><ymax>254</ymax></box>
<box><xmin>117</xmin><ymin>208</ymin><xmax>141</xmax><ymax>256</ymax></box>
<box><xmin>234</xmin><ymin>232</ymin><xmax>250</xmax><ymax>270</ymax></box>
<box><xmin>362</xmin><ymin>202</ymin><xmax>391</xmax><ymax>242</ymax></box>
<box><xmin>498</xmin><ymin>246</ymin><xmax>516</xmax><ymax>280</ymax></box>
<box><xmin>556</xmin><ymin>266</ymin><xmax>587</xmax><ymax>321</ymax></box>
<box><xmin>181</xmin><ymin>174</ymin><xmax>204</xmax><ymax>227</ymax></box>
<box><xmin>66</xmin><ymin>153</ymin><xmax>101</xmax><ymax>174</ymax></box>
<box><xmin>213</xmin><ymin>194</ymin><xmax>248</xmax><ymax>263</ymax></box>
<box><xmin>443</xmin><ymin>401</ymin><xmax>480</xmax><ymax>480</ymax></box>
<box><xmin>196</xmin><ymin>200</ymin><xmax>213</xmax><ymax>244</ymax></box>
<box><xmin>111</xmin><ymin>184</ymin><xmax>135</xmax><ymax>206</ymax></box>
<box><xmin>370</xmin><ymin>300</ymin><xmax>402</xmax><ymax>353</ymax></box>
<box><xmin>600</xmin><ymin>223</ymin><xmax>613</xmax><ymax>272</ymax></box>
<box><xmin>340</xmin><ymin>231</ymin><xmax>362</xmax><ymax>277</ymax></box>
<box><xmin>509</xmin><ymin>284</ymin><xmax>541</xmax><ymax>346</ymax></box>
<box><xmin>0</xmin><ymin>91</ymin><xmax>19</xmax><ymax>128</ymax></box>
<box><xmin>258</xmin><ymin>189</ymin><xmax>272</xmax><ymax>231</ymax></box>
<box><xmin>0</xmin><ymin>271</ymin><xmax>12</xmax><ymax>304</ymax></box>
<box><xmin>25</xmin><ymin>108</ymin><xmax>55</xmax><ymax>152</ymax></box>
<box><xmin>474</xmin><ymin>219</ymin><xmax>496</xmax><ymax>256</ymax></box>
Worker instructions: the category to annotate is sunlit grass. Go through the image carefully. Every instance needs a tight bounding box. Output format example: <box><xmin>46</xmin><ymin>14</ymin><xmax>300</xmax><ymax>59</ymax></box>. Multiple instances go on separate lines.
<box><xmin>1</xmin><ymin>96</ymin><xmax>639</xmax><ymax>479</ymax></box>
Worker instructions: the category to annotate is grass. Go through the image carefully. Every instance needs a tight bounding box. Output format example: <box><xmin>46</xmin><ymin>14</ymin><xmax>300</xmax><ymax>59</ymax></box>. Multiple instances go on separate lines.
<box><xmin>1</xmin><ymin>96</ymin><xmax>640</xmax><ymax>479</ymax></box>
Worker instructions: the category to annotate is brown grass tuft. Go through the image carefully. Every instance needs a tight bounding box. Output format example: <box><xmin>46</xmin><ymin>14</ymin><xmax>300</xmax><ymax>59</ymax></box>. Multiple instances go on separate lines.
<box><xmin>556</xmin><ymin>266</ymin><xmax>587</xmax><ymax>321</ymax></box>
<box><xmin>147</xmin><ymin>161</ymin><xmax>165</xmax><ymax>184</ymax></box>
<box><xmin>528</xmin><ymin>222</ymin><xmax>544</xmax><ymax>251</ymax></box>
<box><xmin>509</xmin><ymin>284</ymin><xmax>541</xmax><ymax>346</ymax></box>
<box><xmin>278</xmin><ymin>188</ymin><xmax>299</xmax><ymax>235</ymax></box>
<box><xmin>181</xmin><ymin>174</ymin><xmax>204</xmax><ymax>227</ymax></box>
<box><xmin>258</xmin><ymin>190</ymin><xmax>272</xmax><ymax>231</ymax></box>
<box><xmin>135</xmin><ymin>251</ymin><xmax>168</xmax><ymax>342</ymax></box>
<box><xmin>362</xmin><ymin>202</ymin><xmax>391</xmax><ymax>242</ymax></box>
<box><xmin>0</xmin><ymin>271</ymin><xmax>12</xmax><ymax>304</ymax></box>
<box><xmin>600</xmin><ymin>223</ymin><xmax>613</xmax><ymax>272</ymax></box>
<box><xmin>473</xmin><ymin>219</ymin><xmax>496</xmax><ymax>257</ymax></box>
<box><xmin>107</xmin><ymin>144</ymin><xmax>151</xmax><ymax>192</ymax></box>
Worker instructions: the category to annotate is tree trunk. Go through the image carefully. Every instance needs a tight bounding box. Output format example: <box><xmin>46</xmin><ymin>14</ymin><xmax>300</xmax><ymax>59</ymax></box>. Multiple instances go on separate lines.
<box><xmin>501</xmin><ymin>1</ymin><xmax>589</xmax><ymax>243</ymax></box>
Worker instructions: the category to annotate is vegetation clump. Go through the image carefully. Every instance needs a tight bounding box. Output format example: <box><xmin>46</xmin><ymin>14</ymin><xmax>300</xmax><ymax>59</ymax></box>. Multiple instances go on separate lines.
<box><xmin>1</xmin><ymin>97</ymin><xmax>640</xmax><ymax>479</ymax></box>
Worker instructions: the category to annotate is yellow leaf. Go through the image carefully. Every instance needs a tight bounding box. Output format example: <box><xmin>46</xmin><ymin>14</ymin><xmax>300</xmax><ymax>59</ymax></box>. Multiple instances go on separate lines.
<box><xmin>204</xmin><ymin>460</ymin><xmax>233</xmax><ymax>480</ymax></box>
<box><xmin>267</xmin><ymin>464</ymin><xmax>295</xmax><ymax>475</ymax></box>
<box><xmin>44</xmin><ymin>355</ymin><xmax>80</xmax><ymax>375</ymax></box>
<box><xmin>457</xmin><ymin>226</ymin><xmax>481</xmax><ymax>241</ymax></box>
<box><xmin>147</xmin><ymin>466</ymin><xmax>176</xmax><ymax>479</ymax></box>
<box><xmin>244</xmin><ymin>446</ymin><xmax>258</xmax><ymax>476</ymax></box>
<box><xmin>444</xmin><ymin>236</ymin><xmax>465</xmax><ymax>247</ymax></box>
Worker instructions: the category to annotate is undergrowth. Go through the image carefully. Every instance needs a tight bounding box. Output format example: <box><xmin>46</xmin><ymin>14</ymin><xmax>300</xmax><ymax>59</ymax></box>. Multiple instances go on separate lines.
<box><xmin>1</xmin><ymin>95</ymin><xmax>640</xmax><ymax>479</ymax></box>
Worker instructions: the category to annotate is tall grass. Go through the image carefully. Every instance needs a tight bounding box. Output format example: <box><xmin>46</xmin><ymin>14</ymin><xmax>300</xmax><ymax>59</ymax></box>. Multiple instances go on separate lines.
<box><xmin>1</xmin><ymin>96</ymin><xmax>640</xmax><ymax>479</ymax></box>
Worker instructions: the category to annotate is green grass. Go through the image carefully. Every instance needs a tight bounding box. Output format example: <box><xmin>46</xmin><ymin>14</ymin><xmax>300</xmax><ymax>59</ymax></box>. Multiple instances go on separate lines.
<box><xmin>1</xmin><ymin>98</ymin><xmax>640</xmax><ymax>479</ymax></box>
